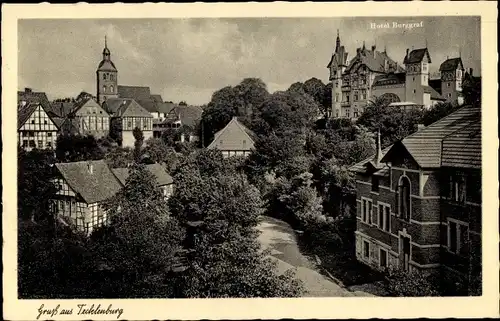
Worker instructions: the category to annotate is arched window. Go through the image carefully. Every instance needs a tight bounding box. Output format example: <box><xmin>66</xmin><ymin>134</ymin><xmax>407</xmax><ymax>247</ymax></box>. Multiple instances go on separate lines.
<box><xmin>103</xmin><ymin>85</ymin><xmax>107</xmax><ymax>93</ymax></box>
<box><xmin>103</xmin><ymin>73</ymin><xmax>107</xmax><ymax>80</ymax></box>
<box><xmin>110</xmin><ymin>85</ymin><xmax>114</xmax><ymax>93</ymax></box>
<box><xmin>398</xmin><ymin>176</ymin><xmax>411</xmax><ymax>221</ymax></box>
<box><xmin>379</xmin><ymin>93</ymin><xmax>401</xmax><ymax>105</ymax></box>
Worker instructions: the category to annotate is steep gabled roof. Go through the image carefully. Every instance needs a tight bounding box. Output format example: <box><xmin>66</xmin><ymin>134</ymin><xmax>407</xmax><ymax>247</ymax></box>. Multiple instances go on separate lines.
<box><xmin>351</xmin><ymin>105</ymin><xmax>481</xmax><ymax>171</ymax></box>
<box><xmin>150</xmin><ymin>94</ymin><xmax>163</xmax><ymax>103</ymax></box>
<box><xmin>103</xmin><ymin>98</ymin><xmax>152</xmax><ymax>118</ymax></box>
<box><xmin>50</xmin><ymin>101</ymin><xmax>76</xmax><ymax>118</ymax></box>
<box><xmin>112</xmin><ymin>163</ymin><xmax>173</xmax><ymax>187</ymax></box>
<box><xmin>207</xmin><ymin>117</ymin><xmax>256</xmax><ymax>151</ymax></box>
<box><xmin>439</xmin><ymin>57</ymin><xmax>464</xmax><ymax>72</ymax></box>
<box><xmin>383</xmin><ymin>105</ymin><xmax>480</xmax><ymax>168</ymax></box>
<box><xmin>17</xmin><ymin>101</ymin><xmax>59</xmax><ymax>130</ymax></box>
<box><xmin>441</xmin><ymin>120</ymin><xmax>481</xmax><ymax>169</ymax></box>
<box><xmin>346</xmin><ymin>49</ymin><xmax>400</xmax><ymax>74</ymax></box>
<box><xmin>403</xmin><ymin>48</ymin><xmax>431</xmax><ymax>64</ymax></box>
<box><xmin>118</xmin><ymin>85</ymin><xmax>151</xmax><ymax>101</ymax></box>
<box><xmin>55</xmin><ymin>160</ymin><xmax>123</xmax><ymax>204</ymax></box>
<box><xmin>71</xmin><ymin>97</ymin><xmax>109</xmax><ymax>117</ymax></box>
<box><xmin>18</xmin><ymin>90</ymin><xmax>57</xmax><ymax>117</ymax></box>
<box><xmin>97</xmin><ymin>60</ymin><xmax>117</xmax><ymax>72</ymax></box>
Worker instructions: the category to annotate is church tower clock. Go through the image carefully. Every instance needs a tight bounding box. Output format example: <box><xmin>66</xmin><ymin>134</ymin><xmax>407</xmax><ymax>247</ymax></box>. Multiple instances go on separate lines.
<box><xmin>96</xmin><ymin>36</ymin><xmax>118</xmax><ymax>104</ymax></box>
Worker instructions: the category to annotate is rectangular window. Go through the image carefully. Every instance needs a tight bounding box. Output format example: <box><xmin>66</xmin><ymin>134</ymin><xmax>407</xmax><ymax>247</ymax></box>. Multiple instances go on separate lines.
<box><xmin>384</xmin><ymin>206</ymin><xmax>390</xmax><ymax>232</ymax></box>
<box><xmin>47</xmin><ymin>132</ymin><xmax>52</xmax><ymax>137</ymax></box>
<box><xmin>378</xmin><ymin>204</ymin><xmax>384</xmax><ymax>229</ymax></box>
<box><xmin>380</xmin><ymin>248</ymin><xmax>388</xmax><ymax>268</ymax></box>
<box><xmin>448</xmin><ymin>219</ymin><xmax>469</xmax><ymax>255</ymax></box>
<box><xmin>362</xmin><ymin>199</ymin><xmax>367</xmax><ymax>223</ymax></box>
<box><xmin>368</xmin><ymin>200</ymin><xmax>373</xmax><ymax>225</ymax></box>
<box><xmin>372</xmin><ymin>176</ymin><xmax>379</xmax><ymax>192</ymax></box>
<box><xmin>450</xmin><ymin>174</ymin><xmax>466</xmax><ymax>203</ymax></box>
<box><xmin>363</xmin><ymin>240</ymin><xmax>370</xmax><ymax>259</ymax></box>
<box><xmin>448</xmin><ymin>221</ymin><xmax>457</xmax><ymax>253</ymax></box>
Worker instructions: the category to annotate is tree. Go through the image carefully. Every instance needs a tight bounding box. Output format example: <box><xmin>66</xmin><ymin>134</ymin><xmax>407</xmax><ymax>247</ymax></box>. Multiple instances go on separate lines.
<box><xmin>132</xmin><ymin>127</ymin><xmax>144</xmax><ymax>163</ymax></box>
<box><xmin>142</xmin><ymin>138</ymin><xmax>180</xmax><ymax>172</ymax></box>
<box><xmin>200</xmin><ymin>78</ymin><xmax>270</xmax><ymax>144</ymax></box>
<box><xmin>422</xmin><ymin>101</ymin><xmax>460</xmax><ymax>126</ymax></box>
<box><xmin>253</xmin><ymin>90</ymin><xmax>321</xmax><ymax>136</ymax></box>
<box><xmin>245</xmin><ymin>130</ymin><xmax>306</xmax><ymax>184</ymax></box>
<box><xmin>168</xmin><ymin>167</ymin><xmax>303</xmax><ymax>298</ymax></box>
<box><xmin>303</xmin><ymin>77</ymin><xmax>327</xmax><ymax>113</ymax></box>
<box><xmin>18</xmin><ymin>148</ymin><xmax>57</xmax><ymax>222</ymax></box>
<box><xmin>97</xmin><ymin>164</ymin><xmax>185</xmax><ymax>298</ymax></box>
<box><xmin>55</xmin><ymin>134</ymin><xmax>104</xmax><ymax>163</ymax></box>
<box><xmin>357</xmin><ymin>98</ymin><xmax>425</xmax><ymax>146</ymax></box>
<box><xmin>104</xmin><ymin>146</ymin><xmax>133</xmax><ymax>168</ymax></box>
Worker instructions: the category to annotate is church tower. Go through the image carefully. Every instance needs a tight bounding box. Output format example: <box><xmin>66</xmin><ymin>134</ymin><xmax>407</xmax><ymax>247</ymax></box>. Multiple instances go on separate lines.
<box><xmin>96</xmin><ymin>36</ymin><xmax>118</xmax><ymax>104</ymax></box>
<box><xmin>327</xmin><ymin>30</ymin><xmax>348</xmax><ymax>118</ymax></box>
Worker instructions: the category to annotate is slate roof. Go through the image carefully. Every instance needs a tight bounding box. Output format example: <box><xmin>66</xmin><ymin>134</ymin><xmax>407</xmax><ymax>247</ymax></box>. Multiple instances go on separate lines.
<box><xmin>439</xmin><ymin>57</ymin><xmax>463</xmax><ymax>72</ymax></box>
<box><xmin>55</xmin><ymin>160</ymin><xmax>123</xmax><ymax>204</ymax></box>
<box><xmin>97</xmin><ymin>60</ymin><xmax>117</xmax><ymax>72</ymax></box>
<box><xmin>18</xmin><ymin>103</ymin><xmax>39</xmax><ymax>129</ymax></box>
<box><xmin>346</xmin><ymin>48</ymin><xmax>402</xmax><ymax>74</ymax></box>
<box><xmin>441</xmin><ymin>120</ymin><xmax>481</xmax><ymax>169</ymax></box>
<box><xmin>52</xmin><ymin>117</ymin><xmax>81</xmax><ymax>135</ymax></box>
<box><xmin>103</xmin><ymin>98</ymin><xmax>153</xmax><ymax>118</ymax></box>
<box><xmin>174</xmin><ymin>105</ymin><xmax>203</xmax><ymax>128</ymax></box>
<box><xmin>118</xmin><ymin>85</ymin><xmax>151</xmax><ymax>101</ymax></box>
<box><xmin>207</xmin><ymin>117</ymin><xmax>256</xmax><ymax>151</ymax></box>
<box><xmin>351</xmin><ymin>105</ymin><xmax>481</xmax><ymax>172</ymax></box>
<box><xmin>112</xmin><ymin>163</ymin><xmax>173</xmax><ymax>187</ymax></box>
<box><xmin>150</xmin><ymin>94</ymin><xmax>163</xmax><ymax>103</ymax></box>
<box><xmin>424</xmin><ymin>86</ymin><xmax>445</xmax><ymax>100</ymax></box>
<box><xmin>50</xmin><ymin>101</ymin><xmax>76</xmax><ymax>118</ymax></box>
<box><xmin>158</xmin><ymin>102</ymin><xmax>177</xmax><ymax>114</ymax></box>
<box><xmin>403</xmin><ymin>48</ymin><xmax>431</xmax><ymax>64</ymax></box>
<box><xmin>18</xmin><ymin>90</ymin><xmax>58</xmax><ymax>117</ymax></box>
<box><xmin>372</xmin><ymin>72</ymin><xmax>406</xmax><ymax>87</ymax></box>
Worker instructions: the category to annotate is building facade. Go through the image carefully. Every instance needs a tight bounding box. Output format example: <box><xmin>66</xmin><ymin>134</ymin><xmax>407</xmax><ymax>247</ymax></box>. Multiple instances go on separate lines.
<box><xmin>52</xmin><ymin>160</ymin><xmax>174</xmax><ymax>235</ymax></box>
<box><xmin>349</xmin><ymin>105</ymin><xmax>481</xmax><ymax>294</ymax></box>
<box><xmin>207</xmin><ymin>117</ymin><xmax>256</xmax><ymax>158</ymax></box>
<box><xmin>103</xmin><ymin>98</ymin><xmax>153</xmax><ymax>148</ymax></box>
<box><xmin>18</xmin><ymin>101</ymin><xmax>59</xmax><ymax>151</ymax></box>
<box><xmin>70</xmin><ymin>97</ymin><xmax>110</xmax><ymax>139</ymax></box>
<box><xmin>328</xmin><ymin>31</ymin><xmax>466</xmax><ymax>119</ymax></box>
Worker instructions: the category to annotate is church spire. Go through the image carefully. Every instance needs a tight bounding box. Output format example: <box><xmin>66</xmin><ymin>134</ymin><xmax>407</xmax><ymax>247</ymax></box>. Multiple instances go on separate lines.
<box><xmin>102</xmin><ymin>35</ymin><xmax>111</xmax><ymax>60</ymax></box>
<box><xmin>335</xmin><ymin>29</ymin><xmax>340</xmax><ymax>52</ymax></box>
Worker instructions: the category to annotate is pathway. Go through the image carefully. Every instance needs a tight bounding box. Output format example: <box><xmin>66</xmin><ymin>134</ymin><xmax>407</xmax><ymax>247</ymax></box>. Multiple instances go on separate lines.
<box><xmin>257</xmin><ymin>216</ymin><xmax>374</xmax><ymax>297</ymax></box>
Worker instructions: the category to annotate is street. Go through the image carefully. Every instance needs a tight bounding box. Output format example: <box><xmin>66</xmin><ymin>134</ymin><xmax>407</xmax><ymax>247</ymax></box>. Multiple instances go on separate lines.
<box><xmin>257</xmin><ymin>216</ymin><xmax>374</xmax><ymax>297</ymax></box>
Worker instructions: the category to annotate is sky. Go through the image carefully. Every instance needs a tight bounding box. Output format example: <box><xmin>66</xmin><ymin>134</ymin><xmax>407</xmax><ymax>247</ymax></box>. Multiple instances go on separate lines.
<box><xmin>18</xmin><ymin>16</ymin><xmax>481</xmax><ymax>106</ymax></box>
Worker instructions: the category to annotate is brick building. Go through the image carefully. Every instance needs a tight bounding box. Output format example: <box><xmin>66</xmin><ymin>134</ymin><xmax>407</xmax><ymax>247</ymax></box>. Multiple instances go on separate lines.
<box><xmin>349</xmin><ymin>105</ymin><xmax>481</xmax><ymax>294</ymax></box>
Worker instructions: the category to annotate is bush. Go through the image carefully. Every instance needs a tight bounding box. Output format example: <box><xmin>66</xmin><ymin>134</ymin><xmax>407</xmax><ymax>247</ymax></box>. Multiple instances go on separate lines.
<box><xmin>384</xmin><ymin>267</ymin><xmax>441</xmax><ymax>297</ymax></box>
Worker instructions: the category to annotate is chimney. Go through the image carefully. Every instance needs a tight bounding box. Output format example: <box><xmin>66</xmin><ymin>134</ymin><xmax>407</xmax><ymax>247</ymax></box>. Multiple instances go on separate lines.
<box><xmin>375</xmin><ymin>129</ymin><xmax>382</xmax><ymax>167</ymax></box>
<box><xmin>469</xmin><ymin>68</ymin><xmax>473</xmax><ymax>76</ymax></box>
<box><xmin>372</xmin><ymin>45</ymin><xmax>376</xmax><ymax>58</ymax></box>
<box><xmin>25</xmin><ymin>88</ymin><xmax>32</xmax><ymax>93</ymax></box>
<box><xmin>417</xmin><ymin>124</ymin><xmax>425</xmax><ymax>131</ymax></box>
<box><xmin>356</xmin><ymin>48</ymin><xmax>361</xmax><ymax>55</ymax></box>
<box><xmin>87</xmin><ymin>161</ymin><xmax>94</xmax><ymax>174</ymax></box>
<box><xmin>406</xmin><ymin>48</ymin><xmax>409</xmax><ymax>57</ymax></box>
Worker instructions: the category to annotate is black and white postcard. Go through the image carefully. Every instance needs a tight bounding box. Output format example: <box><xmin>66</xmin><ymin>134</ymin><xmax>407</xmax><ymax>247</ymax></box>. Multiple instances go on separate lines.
<box><xmin>2</xmin><ymin>2</ymin><xmax>498</xmax><ymax>320</ymax></box>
